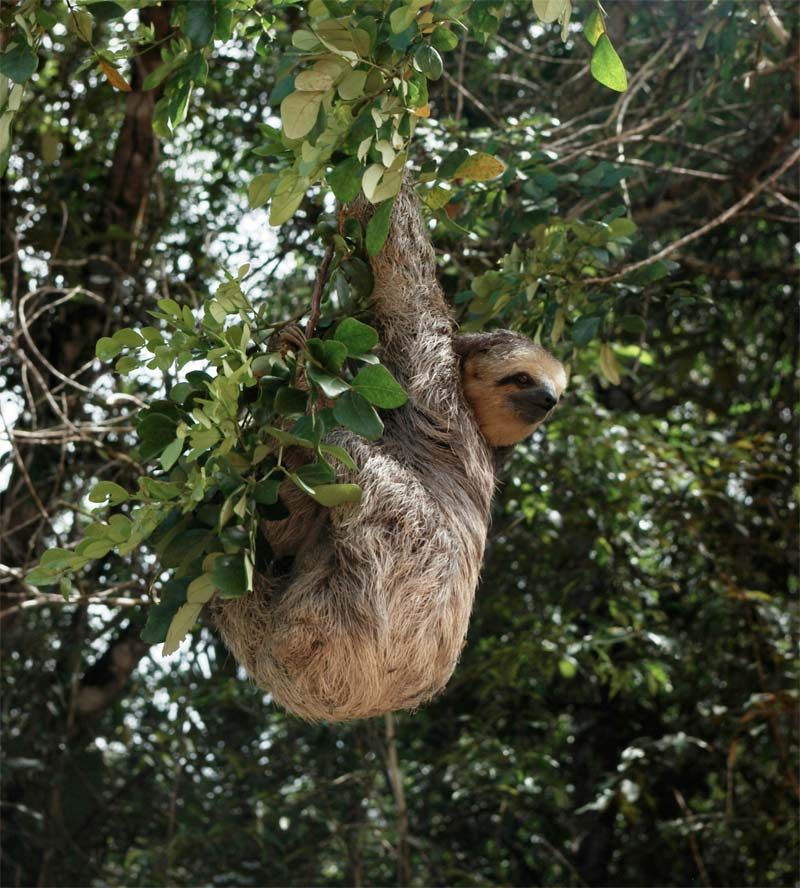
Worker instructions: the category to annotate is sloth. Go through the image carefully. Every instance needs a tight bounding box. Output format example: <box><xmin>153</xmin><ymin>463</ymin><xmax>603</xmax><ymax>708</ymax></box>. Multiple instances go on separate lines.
<box><xmin>213</xmin><ymin>181</ymin><xmax>566</xmax><ymax>722</ymax></box>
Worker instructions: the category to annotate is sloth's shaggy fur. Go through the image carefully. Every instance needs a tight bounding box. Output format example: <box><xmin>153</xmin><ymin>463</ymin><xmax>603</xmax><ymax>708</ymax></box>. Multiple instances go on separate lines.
<box><xmin>213</xmin><ymin>183</ymin><xmax>560</xmax><ymax>722</ymax></box>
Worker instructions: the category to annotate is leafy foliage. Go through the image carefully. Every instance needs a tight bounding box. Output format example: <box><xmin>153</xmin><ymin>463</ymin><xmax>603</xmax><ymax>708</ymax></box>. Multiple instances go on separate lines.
<box><xmin>1</xmin><ymin>1</ymin><xmax>797</xmax><ymax>886</ymax></box>
<box><xmin>27</xmin><ymin>260</ymin><xmax>405</xmax><ymax>651</ymax></box>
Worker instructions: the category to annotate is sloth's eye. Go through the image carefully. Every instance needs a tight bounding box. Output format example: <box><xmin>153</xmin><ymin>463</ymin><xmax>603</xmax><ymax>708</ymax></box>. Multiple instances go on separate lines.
<box><xmin>513</xmin><ymin>373</ymin><xmax>534</xmax><ymax>387</ymax></box>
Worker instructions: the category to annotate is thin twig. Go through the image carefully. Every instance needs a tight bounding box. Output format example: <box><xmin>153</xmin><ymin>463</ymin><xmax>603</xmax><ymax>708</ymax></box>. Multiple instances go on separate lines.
<box><xmin>583</xmin><ymin>146</ymin><xmax>800</xmax><ymax>285</ymax></box>
<box><xmin>672</xmin><ymin>788</ymin><xmax>712</xmax><ymax>888</ymax></box>
<box><xmin>441</xmin><ymin>69</ymin><xmax>501</xmax><ymax>128</ymax></box>
<box><xmin>305</xmin><ymin>243</ymin><xmax>335</xmax><ymax>339</ymax></box>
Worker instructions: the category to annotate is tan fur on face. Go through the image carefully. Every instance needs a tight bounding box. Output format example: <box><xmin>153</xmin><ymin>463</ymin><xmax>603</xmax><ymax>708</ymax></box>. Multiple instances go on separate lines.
<box><xmin>462</xmin><ymin>341</ymin><xmax>567</xmax><ymax>447</ymax></box>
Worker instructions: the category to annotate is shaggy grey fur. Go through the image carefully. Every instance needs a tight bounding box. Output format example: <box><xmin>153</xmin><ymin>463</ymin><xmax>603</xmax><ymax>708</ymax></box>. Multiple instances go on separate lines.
<box><xmin>213</xmin><ymin>182</ymin><xmax>496</xmax><ymax>722</ymax></box>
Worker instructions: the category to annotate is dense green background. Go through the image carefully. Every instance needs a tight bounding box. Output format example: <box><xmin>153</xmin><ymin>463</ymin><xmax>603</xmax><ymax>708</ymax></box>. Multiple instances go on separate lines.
<box><xmin>1</xmin><ymin>1</ymin><xmax>797</xmax><ymax>886</ymax></box>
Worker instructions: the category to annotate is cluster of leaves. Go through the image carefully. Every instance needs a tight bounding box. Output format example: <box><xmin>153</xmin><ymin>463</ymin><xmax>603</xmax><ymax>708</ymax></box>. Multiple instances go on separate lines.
<box><xmin>459</xmin><ymin>214</ymin><xmax>653</xmax><ymax>383</ymax></box>
<box><xmin>26</xmin><ymin>263</ymin><xmax>407</xmax><ymax>654</ymax></box>
<box><xmin>533</xmin><ymin>0</ymin><xmax>628</xmax><ymax>91</ymax></box>
<box><xmin>251</xmin><ymin>0</ymin><xmax>488</xmax><ymax>246</ymax></box>
<box><xmin>248</xmin><ymin>0</ymin><xmax>626</xmax><ymax>248</ymax></box>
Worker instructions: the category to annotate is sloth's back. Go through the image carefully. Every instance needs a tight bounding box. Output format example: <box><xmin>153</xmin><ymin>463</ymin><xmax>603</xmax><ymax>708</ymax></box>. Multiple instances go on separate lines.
<box><xmin>215</xmin><ymin>419</ymin><xmax>494</xmax><ymax>722</ymax></box>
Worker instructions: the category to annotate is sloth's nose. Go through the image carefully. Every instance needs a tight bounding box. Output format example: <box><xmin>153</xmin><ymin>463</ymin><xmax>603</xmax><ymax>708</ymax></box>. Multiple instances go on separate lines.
<box><xmin>530</xmin><ymin>387</ymin><xmax>558</xmax><ymax>411</ymax></box>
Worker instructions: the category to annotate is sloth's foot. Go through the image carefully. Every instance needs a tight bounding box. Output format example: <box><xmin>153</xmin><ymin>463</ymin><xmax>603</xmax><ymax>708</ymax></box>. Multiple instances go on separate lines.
<box><xmin>270</xmin><ymin>322</ymin><xmax>307</xmax><ymax>357</ymax></box>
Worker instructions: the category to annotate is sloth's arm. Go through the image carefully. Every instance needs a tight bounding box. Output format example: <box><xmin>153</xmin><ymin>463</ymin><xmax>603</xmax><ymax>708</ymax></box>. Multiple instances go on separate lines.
<box><xmin>348</xmin><ymin>182</ymin><xmax>458</xmax><ymax>421</ymax></box>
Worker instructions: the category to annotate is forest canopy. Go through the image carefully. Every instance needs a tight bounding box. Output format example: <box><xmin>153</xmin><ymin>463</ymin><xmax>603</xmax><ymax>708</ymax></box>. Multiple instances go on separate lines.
<box><xmin>1</xmin><ymin>1</ymin><xmax>797</xmax><ymax>886</ymax></box>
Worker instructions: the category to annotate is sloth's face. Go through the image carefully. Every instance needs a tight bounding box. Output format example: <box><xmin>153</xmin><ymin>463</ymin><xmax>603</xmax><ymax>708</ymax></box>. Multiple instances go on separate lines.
<box><xmin>460</xmin><ymin>337</ymin><xmax>567</xmax><ymax>447</ymax></box>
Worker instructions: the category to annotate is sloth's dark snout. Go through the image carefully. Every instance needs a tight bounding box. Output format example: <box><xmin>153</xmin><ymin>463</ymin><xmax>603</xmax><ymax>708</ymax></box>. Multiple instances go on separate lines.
<box><xmin>530</xmin><ymin>387</ymin><xmax>557</xmax><ymax>411</ymax></box>
<box><xmin>510</xmin><ymin>386</ymin><xmax>558</xmax><ymax>423</ymax></box>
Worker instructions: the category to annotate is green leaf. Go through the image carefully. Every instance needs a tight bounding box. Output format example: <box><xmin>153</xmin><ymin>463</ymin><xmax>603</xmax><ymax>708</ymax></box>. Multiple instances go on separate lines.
<box><xmin>307</xmin><ymin>338</ymin><xmax>348</xmax><ymax>373</ymax></box>
<box><xmin>184</xmin><ymin>1</ymin><xmax>215</xmax><ymax>47</ymax></box>
<box><xmin>161</xmin><ymin>529</ymin><xmax>210</xmax><ymax>569</ymax></box>
<box><xmin>319</xmin><ymin>442</ymin><xmax>358</xmax><ymax>471</ymax></box>
<box><xmin>211</xmin><ymin>554</ymin><xmax>247</xmax><ymax>599</ymax></box>
<box><xmin>142</xmin><ymin>53</ymin><xmax>187</xmax><ymax>91</ymax></box>
<box><xmin>584</xmin><ymin>8</ymin><xmax>605</xmax><ymax>46</ymax></box>
<box><xmin>352</xmin><ymin>364</ymin><xmax>407</xmax><ymax>408</ymax></box>
<box><xmin>337</xmin><ymin>69</ymin><xmax>367</xmax><ymax>100</ymax></box>
<box><xmin>571</xmin><ymin>315</ymin><xmax>601</xmax><ymax>345</ymax></box>
<box><xmin>311</xmin><ymin>483</ymin><xmax>363</xmax><ymax>507</ymax></box>
<box><xmin>438</xmin><ymin>148</ymin><xmax>470</xmax><ymax>180</ymax></box>
<box><xmin>0</xmin><ymin>43</ymin><xmax>38</xmax><ymax>84</ymax></box>
<box><xmin>329</xmin><ymin>157</ymin><xmax>362</xmax><ymax>203</ymax></box>
<box><xmin>115</xmin><ymin>356</ymin><xmax>138</xmax><ymax>374</ymax></box>
<box><xmin>248</xmin><ymin>172</ymin><xmax>275</xmax><ymax>209</ymax></box>
<box><xmin>390</xmin><ymin>4</ymin><xmax>416</xmax><ymax>33</ymax></box>
<box><xmin>280</xmin><ymin>90</ymin><xmax>323</xmax><ymax>140</ymax></box>
<box><xmin>141</xmin><ymin>579</ymin><xmax>187</xmax><ymax>644</ymax></box>
<box><xmin>334</xmin><ymin>318</ymin><xmax>379</xmax><ymax>355</ymax></box>
<box><xmin>269</xmin><ymin>188</ymin><xmax>305</xmax><ymax>226</ymax></box>
<box><xmin>620</xmin><ymin>315</ymin><xmax>647</xmax><ymax>334</ymax></box>
<box><xmin>431</xmin><ymin>27</ymin><xmax>459</xmax><ymax>51</ymax></box>
<box><xmin>162</xmin><ymin>601</ymin><xmax>203</xmax><ymax>655</ymax></box>
<box><xmin>609</xmin><ymin>217</ymin><xmax>637</xmax><ymax>238</ymax></box>
<box><xmin>187</xmin><ymin>573</ymin><xmax>216</xmax><ymax>604</ymax></box>
<box><xmin>275</xmin><ymin>386</ymin><xmax>309</xmax><ymax>416</ymax></box>
<box><xmin>413</xmin><ymin>44</ymin><xmax>443</xmax><ymax>80</ymax></box>
<box><xmin>159</xmin><ymin>438</ymin><xmax>183</xmax><ymax>472</ymax></box>
<box><xmin>296</xmin><ymin>461</ymin><xmax>337</xmax><ymax>487</ymax></box>
<box><xmin>40</xmin><ymin>548</ymin><xmax>82</xmax><ymax>571</ymax></box>
<box><xmin>169</xmin><ymin>382</ymin><xmax>193</xmax><ymax>404</ymax></box>
<box><xmin>24</xmin><ymin>567</ymin><xmax>61</xmax><ymax>588</ymax></box>
<box><xmin>157</xmin><ymin>297</ymin><xmax>181</xmax><ymax>317</ymax></box>
<box><xmin>89</xmin><ymin>481</ymin><xmax>129</xmax><ymax>506</ymax></box>
<box><xmin>263</xmin><ymin>427</ymin><xmax>315</xmax><ymax>449</ymax></box>
<box><xmin>307</xmin><ymin>366</ymin><xmax>350</xmax><ymax>398</ymax></box>
<box><xmin>112</xmin><ymin>328</ymin><xmax>144</xmax><ymax>347</ymax></box>
<box><xmin>559</xmin><ymin>656</ymin><xmax>578</xmax><ymax>678</ymax></box>
<box><xmin>96</xmin><ymin>337</ymin><xmax>122</xmax><ymax>362</ymax></box>
<box><xmin>137</xmin><ymin>413</ymin><xmax>178</xmax><ymax>461</ymax></box>
<box><xmin>591</xmin><ymin>35</ymin><xmax>628</xmax><ymax>92</ymax></box>
<box><xmin>366</xmin><ymin>198</ymin><xmax>395</xmax><ymax>257</ymax></box>
<box><xmin>87</xmin><ymin>2</ymin><xmax>126</xmax><ymax>22</ymax></box>
<box><xmin>253</xmin><ymin>478</ymin><xmax>281</xmax><ymax>505</ymax></box>
<box><xmin>333</xmin><ymin>390</ymin><xmax>384</xmax><ymax>440</ymax></box>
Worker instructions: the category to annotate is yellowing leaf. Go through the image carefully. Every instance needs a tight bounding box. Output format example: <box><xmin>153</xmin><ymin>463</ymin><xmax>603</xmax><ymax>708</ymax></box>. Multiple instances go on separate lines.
<box><xmin>454</xmin><ymin>152</ymin><xmax>506</xmax><ymax>181</ymax></box>
<box><xmin>269</xmin><ymin>188</ymin><xmax>305</xmax><ymax>226</ymax></box>
<box><xmin>362</xmin><ymin>163</ymin><xmax>385</xmax><ymax>202</ymax></box>
<box><xmin>412</xmin><ymin>102</ymin><xmax>431</xmax><ymax>118</ymax></box>
<box><xmin>357</xmin><ymin>136</ymin><xmax>372</xmax><ymax>161</ymax></box>
<box><xmin>98</xmin><ymin>59</ymin><xmax>131</xmax><ymax>92</ymax></box>
<box><xmin>248</xmin><ymin>172</ymin><xmax>274</xmax><ymax>209</ymax></box>
<box><xmin>187</xmin><ymin>573</ymin><xmax>216</xmax><ymax>604</ymax></box>
<box><xmin>295</xmin><ymin>69</ymin><xmax>334</xmax><ymax>91</ymax></box>
<box><xmin>424</xmin><ymin>184</ymin><xmax>452</xmax><ymax>210</ymax></box>
<box><xmin>584</xmin><ymin>8</ymin><xmax>605</xmax><ymax>46</ymax></box>
<box><xmin>532</xmin><ymin>0</ymin><xmax>568</xmax><ymax>24</ymax></box>
<box><xmin>316</xmin><ymin>20</ymin><xmax>358</xmax><ymax>59</ymax></box>
<box><xmin>371</xmin><ymin>153</ymin><xmax>405</xmax><ymax>203</ymax></box>
<box><xmin>162</xmin><ymin>601</ymin><xmax>203</xmax><ymax>656</ymax></box>
<box><xmin>375</xmin><ymin>138</ymin><xmax>396</xmax><ymax>166</ymax></box>
<box><xmin>337</xmin><ymin>68</ymin><xmax>367</xmax><ymax>100</ymax></box>
<box><xmin>292</xmin><ymin>30</ymin><xmax>322</xmax><ymax>51</ymax></box>
<box><xmin>599</xmin><ymin>343</ymin><xmax>621</xmax><ymax>385</ymax></box>
<box><xmin>280</xmin><ymin>90</ymin><xmax>323</xmax><ymax>140</ymax></box>
<box><xmin>551</xmin><ymin>308</ymin><xmax>565</xmax><ymax>346</ymax></box>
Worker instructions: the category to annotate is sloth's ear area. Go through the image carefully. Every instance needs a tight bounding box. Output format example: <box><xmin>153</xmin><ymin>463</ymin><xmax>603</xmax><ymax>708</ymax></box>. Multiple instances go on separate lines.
<box><xmin>452</xmin><ymin>333</ymin><xmax>493</xmax><ymax>363</ymax></box>
<box><xmin>453</xmin><ymin>330</ymin><xmax>525</xmax><ymax>365</ymax></box>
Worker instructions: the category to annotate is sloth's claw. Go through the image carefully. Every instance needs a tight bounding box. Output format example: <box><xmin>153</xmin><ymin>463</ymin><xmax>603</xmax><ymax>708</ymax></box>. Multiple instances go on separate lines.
<box><xmin>271</xmin><ymin>323</ymin><xmax>307</xmax><ymax>356</ymax></box>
